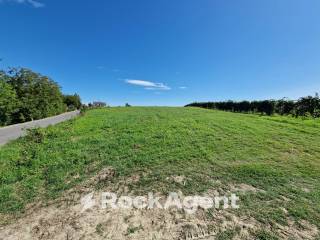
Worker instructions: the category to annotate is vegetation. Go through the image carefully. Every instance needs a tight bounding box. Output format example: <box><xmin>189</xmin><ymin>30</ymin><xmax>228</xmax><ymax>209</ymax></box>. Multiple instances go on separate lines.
<box><xmin>186</xmin><ymin>94</ymin><xmax>320</xmax><ymax>117</ymax></box>
<box><xmin>0</xmin><ymin>78</ymin><xmax>18</xmax><ymax>126</ymax></box>
<box><xmin>63</xmin><ymin>94</ymin><xmax>82</xmax><ymax>111</ymax></box>
<box><xmin>0</xmin><ymin>107</ymin><xmax>320</xmax><ymax>238</ymax></box>
<box><xmin>0</xmin><ymin>68</ymin><xmax>81</xmax><ymax>126</ymax></box>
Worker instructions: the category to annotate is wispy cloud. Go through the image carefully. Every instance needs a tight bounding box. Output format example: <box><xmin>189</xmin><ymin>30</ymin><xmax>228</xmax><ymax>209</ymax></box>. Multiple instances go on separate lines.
<box><xmin>179</xmin><ymin>86</ymin><xmax>187</xmax><ymax>90</ymax></box>
<box><xmin>27</xmin><ymin>0</ymin><xmax>44</xmax><ymax>8</ymax></box>
<box><xmin>96</xmin><ymin>66</ymin><xmax>105</xmax><ymax>70</ymax></box>
<box><xmin>0</xmin><ymin>0</ymin><xmax>45</xmax><ymax>8</ymax></box>
<box><xmin>125</xmin><ymin>79</ymin><xmax>171</xmax><ymax>91</ymax></box>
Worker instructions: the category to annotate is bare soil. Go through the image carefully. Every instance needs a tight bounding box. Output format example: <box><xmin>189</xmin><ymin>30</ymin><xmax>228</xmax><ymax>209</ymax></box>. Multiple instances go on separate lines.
<box><xmin>0</xmin><ymin>168</ymin><xmax>318</xmax><ymax>240</ymax></box>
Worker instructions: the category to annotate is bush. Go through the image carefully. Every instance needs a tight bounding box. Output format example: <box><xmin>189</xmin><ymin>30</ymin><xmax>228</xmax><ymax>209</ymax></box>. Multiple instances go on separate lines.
<box><xmin>25</xmin><ymin>128</ymin><xmax>45</xmax><ymax>144</ymax></box>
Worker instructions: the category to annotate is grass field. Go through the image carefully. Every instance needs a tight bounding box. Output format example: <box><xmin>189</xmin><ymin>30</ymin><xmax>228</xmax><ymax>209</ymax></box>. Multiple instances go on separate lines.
<box><xmin>1</xmin><ymin>107</ymin><xmax>320</xmax><ymax>239</ymax></box>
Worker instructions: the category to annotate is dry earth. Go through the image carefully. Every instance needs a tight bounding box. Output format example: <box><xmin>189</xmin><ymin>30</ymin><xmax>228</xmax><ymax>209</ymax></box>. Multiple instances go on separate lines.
<box><xmin>0</xmin><ymin>168</ymin><xmax>318</xmax><ymax>240</ymax></box>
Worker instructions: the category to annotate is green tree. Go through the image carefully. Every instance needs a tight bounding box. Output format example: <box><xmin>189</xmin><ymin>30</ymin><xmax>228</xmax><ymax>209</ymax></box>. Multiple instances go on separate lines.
<box><xmin>0</xmin><ymin>74</ymin><xmax>19</xmax><ymax>126</ymax></box>
<box><xmin>63</xmin><ymin>94</ymin><xmax>82</xmax><ymax>110</ymax></box>
<box><xmin>6</xmin><ymin>68</ymin><xmax>66</xmax><ymax>122</ymax></box>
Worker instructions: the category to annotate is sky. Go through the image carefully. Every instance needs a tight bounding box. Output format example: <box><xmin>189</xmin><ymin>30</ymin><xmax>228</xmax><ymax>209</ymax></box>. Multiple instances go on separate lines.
<box><xmin>0</xmin><ymin>0</ymin><xmax>320</xmax><ymax>106</ymax></box>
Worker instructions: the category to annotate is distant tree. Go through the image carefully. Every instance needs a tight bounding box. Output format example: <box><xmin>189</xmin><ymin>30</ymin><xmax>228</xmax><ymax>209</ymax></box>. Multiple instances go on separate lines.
<box><xmin>186</xmin><ymin>97</ymin><xmax>319</xmax><ymax>117</ymax></box>
<box><xmin>63</xmin><ymin>94</ymin><xmax>82</xmax><ymax>110</ymax></box>
<box><xmin>125</xmin><ymin>103</ymin><xmax>131</xmax><ymax>107</ymax></box>
<box><xmin>295</xmin><ymin>94</ymin><xmax>320</xmax><ymax>117</ymax></box>
<box><xmin>239</xmin><ymin>101</ymin><xmax>251</xmax><ymax>113</ymax></box>
<box><xmin>257</xmin><ymin>100</ymin><xmax>275</xmax><ymax>116</ymax></box>
<box><xmin>275</xmin><ymin>98</ymin><xmax>295</xmax><ymax>115</ymax></box>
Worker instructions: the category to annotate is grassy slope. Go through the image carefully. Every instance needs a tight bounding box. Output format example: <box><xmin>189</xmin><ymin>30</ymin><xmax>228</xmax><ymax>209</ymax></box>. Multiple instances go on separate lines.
<box><xmin>0</xmin><ymin>107</ymin><xmax>320</xmax><ymax>235</ymax></box>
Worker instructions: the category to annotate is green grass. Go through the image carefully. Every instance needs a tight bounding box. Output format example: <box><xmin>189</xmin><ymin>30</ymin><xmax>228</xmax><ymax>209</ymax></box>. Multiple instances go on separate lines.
<box><xmin>1</xmin><ymin>107</ymin><xmax>320</xmax><ymax>233</ymax></box>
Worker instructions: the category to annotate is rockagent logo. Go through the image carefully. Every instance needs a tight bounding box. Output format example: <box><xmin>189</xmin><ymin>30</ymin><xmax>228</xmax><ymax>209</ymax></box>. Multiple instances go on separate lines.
<box><xmin>81</xmin><ymin>192</ymin><xmax>240</xmax><ymax>214</ymax></box>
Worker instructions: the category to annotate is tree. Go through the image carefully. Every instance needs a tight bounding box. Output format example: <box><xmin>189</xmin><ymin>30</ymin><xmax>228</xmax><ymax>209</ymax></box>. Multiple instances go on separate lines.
<box><xmin>185</xmin><ymin>95</ymin><xmax>320</xmax><ymax>118</ymax></box>
<box><xmin>257</xmin><ymin>100</ymin><xmax>275</xmax><ymax>116</ymax></box>
<box><xmin>295</xmin><ymin>94</ymin><xmax>320</xmax><ymax>117</ymax></box>
<box><xmin>0</xmin><ymin>76</ymin><xmax>19</xmax><ymax>126</ymax></box>
<box><xmin>63</xmin><ymin>94</ymin><xmax>82</xmax><ymax>110</ymax></box>
<box><xmin>275</xmin><ymin>98</ymin><xmax>295</xmax><ymax>115</ymax></box>
<box><xmin>6</xmin><ymin>68</ymin><xmax>66</xmax><ymax>122</ymax></box>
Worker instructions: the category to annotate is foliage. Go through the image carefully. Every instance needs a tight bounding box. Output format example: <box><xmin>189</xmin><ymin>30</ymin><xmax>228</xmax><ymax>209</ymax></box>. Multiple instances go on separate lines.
<box><xmin>186</xmin><ymin>94</ymin><xmax>320</xmax><ymax>117</ymax></box>
<box><xmin>294</xmin><ymin>94</ymin><xmax>320</xmax><ymax>117</ymax></box>
<box><xmin>63</xmin><ymin>94</ymin><xmax>82</xmax><ymax>110</ymax></box>
<box><xmin>0</xmin><ymin>68</ymin><xmax>81</xmax><ymax>126</ymax></box>
<box><xmin>0</xmin><ymin>75</ymin><xmax>19</xmax><ymax>126</ymax></box>
<box><xmin>5</xmin><ymin>68</ymin><xmax>66</xmax><ymax>122</ymax></box>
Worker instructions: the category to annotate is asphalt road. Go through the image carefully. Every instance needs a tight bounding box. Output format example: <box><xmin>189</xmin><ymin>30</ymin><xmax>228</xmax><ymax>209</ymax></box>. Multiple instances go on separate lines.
<box><xmin>0</xmin><ymin>110</ymin><xmax>80</xmax><ymax>146</ymax></box>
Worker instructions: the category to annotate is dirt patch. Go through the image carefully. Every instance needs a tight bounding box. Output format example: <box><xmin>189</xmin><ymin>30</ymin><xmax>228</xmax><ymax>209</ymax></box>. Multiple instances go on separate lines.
<box><xmin>0</xmin><ymin>199</ymin><xmax>256</xmax><ymax>240</ymax></box>
<box><xmin>92</xmin><ymin>167</ymin><xmax>116</xmax><ymax>183</ymax></box>
<box><xmin>275</xmin><ymin>219</ymin><xmax>319</xmax><ymax>240</ymax></box>
<box><xmin>167</xmin><ymin>175</ymin><xmax>186</xmax><ymax>185</ymax></box>
<box><xmin>0</xmin><ymin>175</ymin><xmax>318</xmax><ymax>240</ymax></box>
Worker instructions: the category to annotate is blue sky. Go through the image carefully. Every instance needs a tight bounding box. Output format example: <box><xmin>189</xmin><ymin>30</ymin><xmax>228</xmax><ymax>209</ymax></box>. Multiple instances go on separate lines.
<box><xmin>0</xmin><ymin>0</ymin><xmax>320</xmax><ymax>106</ymax></box>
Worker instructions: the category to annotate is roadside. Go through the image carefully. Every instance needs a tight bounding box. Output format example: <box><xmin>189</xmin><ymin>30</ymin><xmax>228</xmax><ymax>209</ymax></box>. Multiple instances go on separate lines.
<box><xmin>0</xmin><ymin>110</ymin><xmax>80</xmax><ymax>146</ymax></box>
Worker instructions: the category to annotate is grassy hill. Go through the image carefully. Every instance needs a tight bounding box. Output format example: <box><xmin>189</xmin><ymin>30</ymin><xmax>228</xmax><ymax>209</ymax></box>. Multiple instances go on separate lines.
<box><xmin>1</xmin><ymin>107</ymin><xmax>320</xmax><ymax>238</ymax></box>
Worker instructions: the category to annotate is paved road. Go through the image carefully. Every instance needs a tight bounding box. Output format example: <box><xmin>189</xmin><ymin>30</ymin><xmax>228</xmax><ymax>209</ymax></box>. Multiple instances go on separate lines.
<box><xmin>0</xmin><ymin>110</ymin><xmax>80</xmax><ymax>146</ymax></box>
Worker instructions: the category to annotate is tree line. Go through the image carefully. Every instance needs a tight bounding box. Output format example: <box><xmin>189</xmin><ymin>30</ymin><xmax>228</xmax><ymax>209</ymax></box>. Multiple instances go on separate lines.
<box><xmin>0</xmin><ymin>68</ymin><xmax>82</xmax><ymax>126</ymax></box>
<box><xmin>185</xmin><ymin>94</ymin><xmax>320</xmax><ymax>118</ymax></box>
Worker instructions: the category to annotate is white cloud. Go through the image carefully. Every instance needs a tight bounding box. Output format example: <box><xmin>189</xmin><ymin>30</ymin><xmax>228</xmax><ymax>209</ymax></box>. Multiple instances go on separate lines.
<box><xmin>27</xmin><ymin>0</ymin><xmax>44</xmax><ymax>8</ymax></box>
<box><xmin>179</xmin><ymin>86</ymin><xmax>187</xmax><ymax>89</ymax></box>
<box><xmin>125</xmin><ymin>79</ymin><xmax>171</xmax><ymax>91</ymax></box>
<box><xmin>0</xmin><ymin>0</ymin><xmax>45</xmax><ymax>8</ymax></box>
